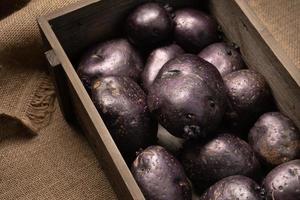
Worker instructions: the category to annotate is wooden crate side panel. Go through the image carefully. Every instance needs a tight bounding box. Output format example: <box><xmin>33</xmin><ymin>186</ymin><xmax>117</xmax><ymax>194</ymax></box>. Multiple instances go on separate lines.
<box><xmin>67</xmin><ymin>81</ymin><xmax>143</xmax><ymax>200</ymax></box>
<box><xmin>45</xmin><ymin>50</ymin><xmax>77</xmax><ymax>123</ymax></box>
<box><xmin>210</xmin><ymin>0</ymin><xmax>300</xmax><ymax>129</ymax></box>
<box><xmin>38</xmin><ymin>17</ymin><xmax>144</xmax><ymax>200</ymax></box>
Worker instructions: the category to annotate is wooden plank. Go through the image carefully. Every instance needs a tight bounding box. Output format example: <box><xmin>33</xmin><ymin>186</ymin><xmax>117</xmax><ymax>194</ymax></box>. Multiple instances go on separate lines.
<box><xmin>38</xmin><ymin>16</ymin><xmax>145</xmax><ymax>200</ymax></box>
<box><xmin>45</xmin><ymin>50</ymin><xmax>76</xmax><ymax>123</ymax></box>
<box><xmin>210</xmin><ymin>0</ymin><xmax>300</xmax><ymax>129</ymax></box>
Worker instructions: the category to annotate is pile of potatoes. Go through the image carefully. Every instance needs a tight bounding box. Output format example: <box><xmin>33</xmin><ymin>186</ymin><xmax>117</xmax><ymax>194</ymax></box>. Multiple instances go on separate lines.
<box><xmin>76</xmin><ymin>2</ymin><xmax>300</xmax><ymax>200</ymax></box>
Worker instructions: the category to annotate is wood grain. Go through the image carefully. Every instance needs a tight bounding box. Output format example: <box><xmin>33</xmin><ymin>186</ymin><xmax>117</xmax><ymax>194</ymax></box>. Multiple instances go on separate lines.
<box><xmin>45</xmin><ymin>50</ymin><xmax>76</xmax><ymax>123</ymax></box>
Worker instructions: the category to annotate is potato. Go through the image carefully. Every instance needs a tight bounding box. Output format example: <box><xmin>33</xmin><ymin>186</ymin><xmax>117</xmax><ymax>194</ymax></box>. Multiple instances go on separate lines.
<box><xmin>131</xmin><ymin>146</ymin><xmax>192</xmax><ymax>200</ymax></box>
<box><xmin>77</xmin><ymin>39</ymin><xmax>143</xmax><ymax>91</ymax></box>
<box><xmin>147</xmin><ymin>54</ymin><xmax>227</xmax><ymax>139</ymax></box>
<box><xmin>91</xmin><ymin>76</ymin><xmax>157</xmax><ymax>162</ymax></box>
<box><xmin>180</xmin><ymin>133</ymin><xmax>261</xmax><ymax>191</ymax></box>
<box><xmin>263</xmin><ymin>159</ymin><xmax>300</xmax><ymax>200</ymax></box>
<box><xmin>198</xmin><ymin>42</ymin><xmax>245</xmax><ymax>77</ymax></box>
<box><xmin>200</xmin><ymin>175</ymin><xmax>263</xmax><ymax>200</ymax></box>
<box><xmin>174</xmin><ymin>9</ymin><xmax>218</xmax><ymax>53</ymax></box>
<box><xmin>126</xmin><ymin>2</ymin><xmax>173</xmax><ymax>48</ymax></box>
<box><xmin>249</xmin><ymin>112</ymin><xmax>300</xmax><ymax>167</ymax></box>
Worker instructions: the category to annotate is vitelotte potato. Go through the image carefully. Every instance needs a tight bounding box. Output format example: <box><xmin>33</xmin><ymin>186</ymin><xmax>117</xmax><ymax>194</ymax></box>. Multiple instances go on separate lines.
<box><xmin>126</xmin><ymin>2</ymin><xmax>173</xmax><ymax>48</ymax></box>
<box><xmin>180</xmin><ymin>133</ymin><xmax>261</xmax><ymax>191</ymax></box>
<box><xmin>249</xmin><ymin>112</ymin><xmax>300</xmax><ymax>167</ymax></box>
<box><xmin>147</xmin><ymin>54</ymin><xmax>227</xmax><ymax>139</ymax></box>
<box><xmin>77</xmin><ymin>38</ymin><xmax>143</xmax><ymax>91</ymax></box>
<box><xmin>200</xmin><ymin>175</ymin><xmax>263</xmax><ymax>200</ymax></box>
<box><xmin>91</xmin><ymin>76</ymin><xmax>157</xmax><ymax>162</ymax></box>
<box><xmin>132</xmin><ymin>146</ymin><xmax>192</xmax><ymax>200</ymax></box>
<box><xmin>198</xmin><ymin>42</ymin><xmax>245</xmax><ymax>77</ymax></box>
<box><xmin>174</xmin><ymin>8</ymin><xmax>218</xmax><ymax>53</ymax></box>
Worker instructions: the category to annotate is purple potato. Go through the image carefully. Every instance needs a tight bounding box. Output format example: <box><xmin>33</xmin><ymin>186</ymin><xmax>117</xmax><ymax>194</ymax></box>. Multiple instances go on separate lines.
<box><xmin>147</xmin><ymin>54</ymin><xmax>227</xmax><ymax>139</ymax></box>
<box><xmin>141</xmin><ymin>44</ymin><xmax>184</xmax><ymax>92</ymax></box>
<box><xmin>126</xmin><ymin>2</ymin><xmax>173</xmax><ymax>48</ymax></box>
<box><xmin>249</xmin><ymin>112</ymin><xmax>300</xmax><ymax>167</ymax></box>
<box><xmin>200</xmin><ymin>175</ymin><xmax>263</xmax><ymax>200</ymax></box>
<box><xmin>198</xmin><ymin>42</ymin><xmax>245</xmax><ymax>77</ymax></box>
<box><xmin>263</xmin><ymin>159</ymin><xmax>300</xmax><ymax>200</ymax></box>
<box><xmin>132</xmin><ymin>146</ymin><xmax>192</xmax><ymax>200</ymax></box>
<box><xmin>77</xmin><ymin>39</ymin><xmax>143</xmax><ymax>91</ymax></box>
<box><xmin>174</xmin><ymin>8</ymin><xmax>218</xmax><ymax>53</ymax></box>
<box><xmin>224</xmin><ymin>69</ymin><xmax>273</xmax><ymax>130</ymax></box>
<box><xmin>91</xmin><ymin>76</ymin><xmax>157</xmax><ymax>161</ymax></box>
<box><xmin>180</xmin><ymin>133</ymin><xmax>261</xmax><ymax>191</ymax></box>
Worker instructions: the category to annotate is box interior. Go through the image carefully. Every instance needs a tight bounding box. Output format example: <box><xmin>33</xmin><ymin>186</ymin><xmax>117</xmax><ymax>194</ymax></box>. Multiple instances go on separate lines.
<box><xmin>42</xmin><ymin>0</ymin><xmax>300</xmax><ymax>199</ymax></box>
<box><xmin>46</xmin><ymin>0</ymin><xmax>300</xmax><ymax>144</ymax></box>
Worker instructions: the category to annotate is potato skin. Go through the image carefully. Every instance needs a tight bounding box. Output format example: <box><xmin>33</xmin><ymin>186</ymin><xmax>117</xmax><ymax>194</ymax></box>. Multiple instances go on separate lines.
<box><xmin>141</xmin><ymin>44</ymin><xmax>184</xmax><ymax>92</ymax></box>
<box><xmin>91</xmin><ymin>76</ymin><xmax>157</xmax><ymax>161</ymax></box>
<box><xmin>126</xmin><ymin>2</ymin><xmax>173</xmax><ymax>48</ymax></box>
<box><xmin>77</xmin><ymin>39</ymin><xmax>143</xmax><ymax>91</ymax></box>
<box><xmin>263</xmin><ymin>159</ymin><xmax>300</xmax><ymax>200</ymax></box>
<box><xmin>249</xmin><ymin>112</ymin><xmax>300</xmax><ymax>167</ymax></box>
<box><xmin>224</xmin><ymin>69</ymin><xmax>272</xmax><ymax>130</ymax></box>
<box><xmin>147</xmin><ymin>54</ymin><xmax>227</xmax><ymax>139</ymax></box>
<box><xmin>198</xmin><ymin>42</ymin><xmax>245</xmax><ymax>77</ymax></box>
<box><xmin>174</xmin><ymin>9</ymin><xmax>218</xmax><ymax>53</ymax></box>
<box><xmin>200</xmin><ymin>175</ymin><xmax>263</xmax><ymax>200</ymax></box>
<box><xmin>180</xmin><ymin>133</ymin><xmax>261</xmax><ymax>191</ymax></box>
<box><xmin>131</xmin><ymin>146</ymin><xmax>192</xmax><ymax>200</ymax></box>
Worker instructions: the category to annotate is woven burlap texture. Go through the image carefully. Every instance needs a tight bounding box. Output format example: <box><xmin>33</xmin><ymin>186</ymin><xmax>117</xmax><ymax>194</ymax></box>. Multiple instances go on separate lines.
<box><xmin>0</xmin><ymin>101</ymin><xmax>117</xmax><ymax>200</ymax></box>
<box><xmin>248</xmin><ymin>0</ymin><xmax>300</xmax><ymax>69</ymax></box>
<box><xmin>0</xmin><ymin>0</ymin><xmax>117</xmax><ymax>199</ymax></box>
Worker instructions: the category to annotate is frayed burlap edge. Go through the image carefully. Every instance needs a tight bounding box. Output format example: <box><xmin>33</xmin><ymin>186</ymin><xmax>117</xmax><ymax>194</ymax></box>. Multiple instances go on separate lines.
<box><xmin>24</xmin><ymin>73</ymin><xmax>56</xmax><ymax>131</ymax></box>
<box><xmin>0</xmin><ymin>73</ymin><xmax>56</xmax><ymax>137</ymax></box>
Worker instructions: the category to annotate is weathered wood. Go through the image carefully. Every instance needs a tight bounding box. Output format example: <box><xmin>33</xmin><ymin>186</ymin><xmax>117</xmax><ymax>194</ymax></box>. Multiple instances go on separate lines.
<box><xmin>38</xmin><ymin>0</ymin><xmax>300</xmax><ymax>199</ymax></box>
<box><xmin>45</xmin><ymin>50</ymin><xmax>76</xmax><ymax>123</ymax></box>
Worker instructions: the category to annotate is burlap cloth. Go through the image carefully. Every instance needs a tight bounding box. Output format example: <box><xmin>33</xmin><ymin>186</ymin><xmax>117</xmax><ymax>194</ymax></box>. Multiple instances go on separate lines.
<box><xmin>0</xmin><ymin>0</ymin><xmax>117</xmax><ymax>199</ymax></box>
<box><xmin>0</xmin><ymin>0</ymin><xmax>298</xmax><ymax>199</ymax></box>
<box><xmin>248</xmin><ymin>0</ymin><xmax>300</xmax><ymax>69</ymax></box>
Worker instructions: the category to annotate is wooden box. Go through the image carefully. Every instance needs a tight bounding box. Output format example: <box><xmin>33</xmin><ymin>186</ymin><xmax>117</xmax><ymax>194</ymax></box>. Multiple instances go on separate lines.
<box><xmin>38</xmin><ymin>0</ymin><xmax>300</xmax><ymax>199</ymax></box>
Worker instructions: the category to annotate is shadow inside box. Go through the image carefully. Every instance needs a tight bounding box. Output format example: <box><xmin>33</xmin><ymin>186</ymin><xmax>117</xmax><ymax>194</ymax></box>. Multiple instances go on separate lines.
<box><xmin>0</xmin><ymin>0</ymin><xmax>30</xmax><ymax>20</ymax></box>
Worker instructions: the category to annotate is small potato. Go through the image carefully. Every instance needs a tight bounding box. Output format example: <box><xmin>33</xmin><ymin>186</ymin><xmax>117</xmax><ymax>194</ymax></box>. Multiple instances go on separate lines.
<box><xmin>180</xmin><ymin>133</ymin><xmax>261</xmax><ymax>191</ymax></box>
<box><xmin>224</xmin><ymin>69</ymin><xmax>273</xmax><ymax>130</ymax></box>
<box><xmin>174</xmin><ymin>9</ymin><xmax>218</xmax><ymax>53</ymax></box>
<box><xmin>263</xmin><ymin>159</ymin><xmax>300</xmax><ymax>200</ymax></box>
<box><xmin>200</xmin><ymin>175</ymin><xmax>263</xmax><ymax>200</ymax></box>
<box><xmin>126</xmin><ymin>2</ymin><xmax>173</xmax><ymax>48</ymax></box>
<box><xmin>132</xmin><ymin>146</ymin><xmax>192</xmax><ymax>200</ymax></box>
<box><xmin>249</xmin><ymin>112</ymin><xmax>300</xmax><ymax>167</ymax></box>
<box><xmin>77</xmin><ymin>39</ymin><xmax>143</xmax><ymax>91</ymax></box>
<box><xmin>198</xmin><ymin>42</ymin><xmax>245</xmax><ymax>77</ymax></box>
